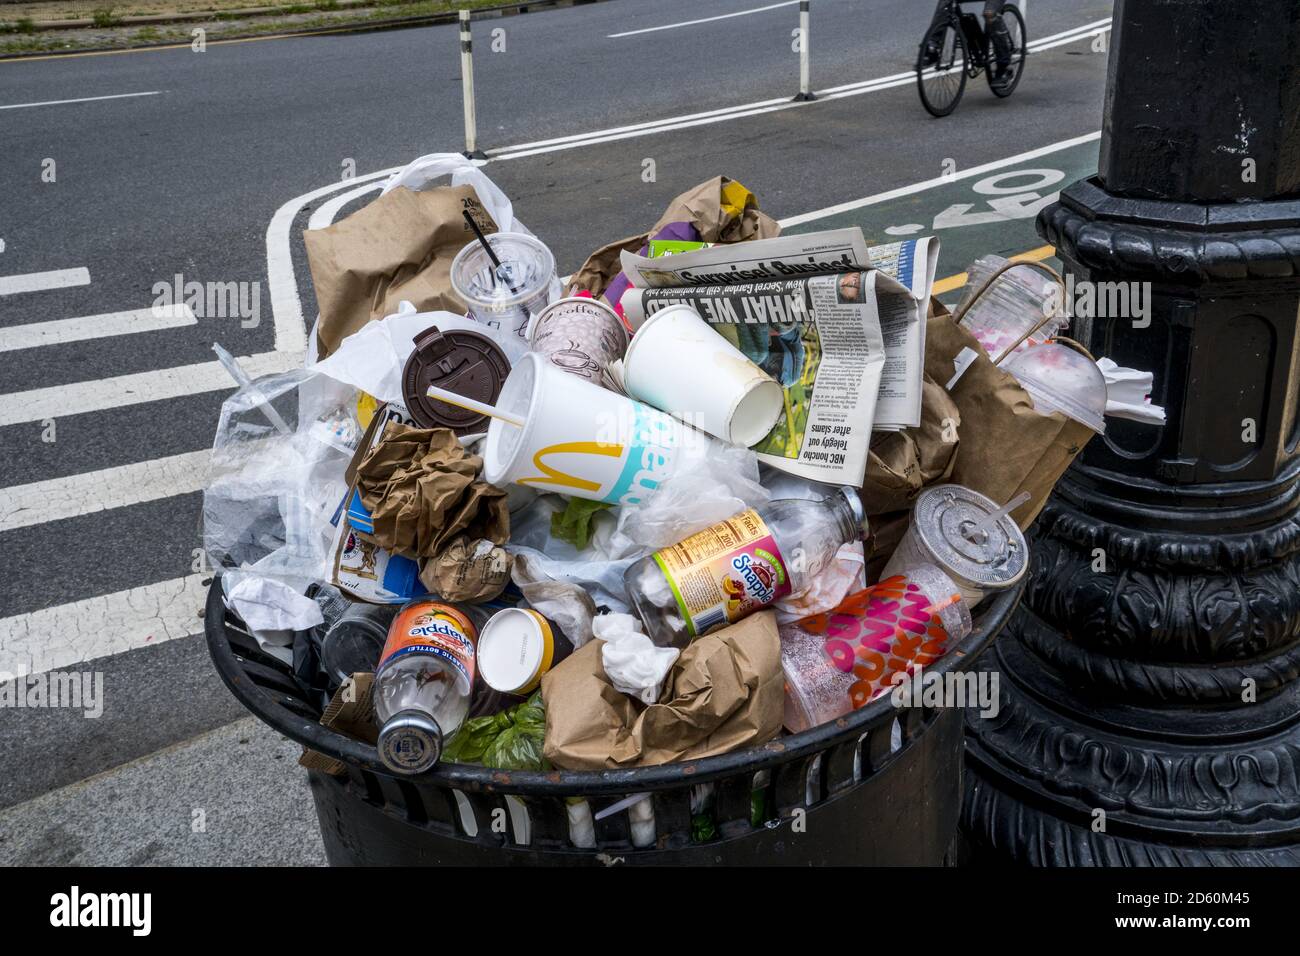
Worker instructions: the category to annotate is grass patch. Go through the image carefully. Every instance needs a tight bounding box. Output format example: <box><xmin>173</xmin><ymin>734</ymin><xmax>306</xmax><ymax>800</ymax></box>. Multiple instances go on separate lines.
<box><xmin>91</xmin><ymin>7</ymin><xmax>119</xmax><ymax>26</ymax></box>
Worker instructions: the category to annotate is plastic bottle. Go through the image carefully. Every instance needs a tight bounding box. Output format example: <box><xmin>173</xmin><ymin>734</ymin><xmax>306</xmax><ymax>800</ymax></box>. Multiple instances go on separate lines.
<box><xmin>625</xmin><ymin>488</ymin><xmax>866</xmax><ymax>648</ymax></box>
<box><xmin>373</xmin><ymin>600</ymin><xmax>491</xmax><ymax>774</ymax></box>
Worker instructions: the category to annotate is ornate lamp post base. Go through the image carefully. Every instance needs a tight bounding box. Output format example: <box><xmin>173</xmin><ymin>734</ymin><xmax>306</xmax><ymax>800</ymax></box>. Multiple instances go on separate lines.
<box><xmin>958</xmin><ymin>0</ymin><xmax>1300</xmax><ymax>864</ymax></box>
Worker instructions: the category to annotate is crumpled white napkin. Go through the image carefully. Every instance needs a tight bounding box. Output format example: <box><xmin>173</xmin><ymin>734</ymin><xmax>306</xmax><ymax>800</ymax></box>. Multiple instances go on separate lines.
<box><xmin>1097</xmin><ymin>357</ymin><xmax>1166</xmax><ymax>424</ymax></box>
<box><xmin>223</xmin><ymin>573</ymin><xmax>324</xmax><ymax>664</ymax></box>
<box><xmin>594</xmin><ymin>613</ymin><xmax>679</xmax><ymax>705</ymax></box>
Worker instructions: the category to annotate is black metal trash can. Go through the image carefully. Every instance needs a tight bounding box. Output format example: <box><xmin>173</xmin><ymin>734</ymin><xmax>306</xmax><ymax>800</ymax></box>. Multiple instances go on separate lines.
<box><xmin>206</xmin><ymin>579</ymin><xmax>1020</xmax><ymax>865</ymax></box>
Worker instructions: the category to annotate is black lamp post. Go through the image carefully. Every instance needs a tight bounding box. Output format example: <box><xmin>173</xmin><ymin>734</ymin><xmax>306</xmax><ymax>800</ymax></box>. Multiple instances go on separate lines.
<box><xmin>961</xmin><ymin>0</ymin><xmax>1300</xmax><ymax>864</ymax></box>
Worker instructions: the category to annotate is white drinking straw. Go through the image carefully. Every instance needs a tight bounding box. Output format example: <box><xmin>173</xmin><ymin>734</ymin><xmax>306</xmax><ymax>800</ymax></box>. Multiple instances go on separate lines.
<box><xmin>425</xmin><ymin>383</ymin><xmax>525</xmax><ymax>428</ymax></box>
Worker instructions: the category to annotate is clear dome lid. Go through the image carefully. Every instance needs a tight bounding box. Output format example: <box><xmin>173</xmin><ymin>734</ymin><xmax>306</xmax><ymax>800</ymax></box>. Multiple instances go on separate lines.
<box><xmin>1002</xmin><ymin>343</ymin><xmax>1107</xmax><ymax>433</ymax></box>
<box><xmin>450</xmin><ymin>232</ymin><xmax>555</xmax><ymax>313</ymax></box>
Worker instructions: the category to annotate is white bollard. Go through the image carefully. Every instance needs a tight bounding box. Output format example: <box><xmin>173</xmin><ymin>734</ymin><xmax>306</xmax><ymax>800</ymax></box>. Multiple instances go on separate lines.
<box><xmin>458</xmin><ymin>10</ymin><xmax>484</xmax><ymax>158</ymax></box>
<box><xmin>795</xmin><ymin>0</ymin><xmax>815</xmax><ymax>101</ymax></box>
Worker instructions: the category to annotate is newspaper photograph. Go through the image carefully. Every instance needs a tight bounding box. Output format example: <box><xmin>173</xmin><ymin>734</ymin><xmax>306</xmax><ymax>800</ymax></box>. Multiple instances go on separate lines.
<box><xmin>620</xmin><ymin>227</ymin><xmax>873</xmax><ymax>289</ymax></box>
<box><xmin>620</xmin><ymin>269</ymin><xmax>916</xmax><ymax>486</ymax></box>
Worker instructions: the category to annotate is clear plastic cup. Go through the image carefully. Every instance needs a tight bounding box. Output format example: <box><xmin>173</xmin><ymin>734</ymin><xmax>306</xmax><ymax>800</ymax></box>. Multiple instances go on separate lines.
<box><xmin>956</xmin><ymin>255</ymin><xmax>1066</xmax><ymax>360</ymax></box>
<box><xmin>1002</xmin><ymin>343</ymin><xmax>1108</xmax><ymax>433</ymax></box>
<box><xmin>450</xmin><ymin>232</ymin><xmax>556</xmax><ymax>347</ymax></box>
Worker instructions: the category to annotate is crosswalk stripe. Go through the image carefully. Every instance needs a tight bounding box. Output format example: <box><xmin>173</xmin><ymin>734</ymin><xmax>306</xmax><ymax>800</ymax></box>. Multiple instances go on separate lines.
<box><xmin>0</xmin><ymin>304</ymin><xmax>196</xmax><ymax>353</ymax></box>
<box><xmin>0</xmin><ymin>349</ymin><xmax>303</xmax><ymax>427</ymax></box>
<box><xmin>0</xmin><ymin>449</ymin><xmax>209</xmax><ymax>533</ymax></box>
<box><xmin>0</xmin><ymin>268</ymin><xmax>91</xmax><ymax>296</ymax></box>
<box><xmin>0</xmin><ymin>574</ymin><xmax>207</xmax><ymax>680</ymax></box>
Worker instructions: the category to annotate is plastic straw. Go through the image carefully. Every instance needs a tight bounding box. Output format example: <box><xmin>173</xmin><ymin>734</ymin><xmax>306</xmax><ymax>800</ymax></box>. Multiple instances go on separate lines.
<box><xmin>594</xmin><ymin>793</ymin><xmax>649</xmax><ymax>821</ymax></box>
<box><xmin>212</xmin><ymin>343</ymin><xmax>292</xmax><ymax>435</ymax></box>
<box><xmin>425</xmin><ymin>384</ymin><xmax>525</xmax><ymax>428</ymax></box>
<box><xmin>963</xmin><ymin>491</ymin><xmax>1030</xmax><ymax>541</ymax></box>
<box><xmin>463</xmin><ymin>210</ymin><xmax>520</xmax><ymax>294</ymax></box>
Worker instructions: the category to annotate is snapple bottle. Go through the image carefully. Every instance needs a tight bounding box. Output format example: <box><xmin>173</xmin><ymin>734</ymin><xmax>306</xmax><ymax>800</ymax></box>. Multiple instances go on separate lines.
<box><xmin>373</xmin><ymin>601</ymin><xmax>488</xmax><ymax>774</ymax></box>
<box><xmin>626</xmin><ymin>488</ymin><xmax>866</xmax><ymax>648</ymax></box>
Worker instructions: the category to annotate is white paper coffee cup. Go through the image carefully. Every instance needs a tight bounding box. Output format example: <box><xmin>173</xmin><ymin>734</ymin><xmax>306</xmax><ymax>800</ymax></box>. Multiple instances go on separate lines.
<box><xmin>483</xmin><ymin>352</ymin><xmax>710</xmax><ymax>506</ymax></box>
<box><xmin>621</xmin><ymin>303</ymin><xmax>784</xmax><ymax>448</ymax></box>
<box><xmin>525</xmin><ymin>296</ymin><xmax>628</xmax><ymax>385</ymax></box>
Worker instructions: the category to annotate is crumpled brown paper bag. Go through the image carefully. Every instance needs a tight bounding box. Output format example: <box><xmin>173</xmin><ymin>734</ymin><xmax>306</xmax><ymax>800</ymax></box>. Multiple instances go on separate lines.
<box><xmin>541</xmin><ymin>611</ymin><xmax>783</xmax><ymax>770</ymax></box>
<box><xmin>304</xmin><ymin>184</ymin><xmax>498</xmax><ymax>358</ymax></box>
<box><xmin>566</xmin><ymin>176</ymin><xmax>780</xmax><ymax>299</ymax></box>
<box><xmin>355</xmin><ymin>424</ymin><xmax>509</xmax><ymax>558</ymax></box>
<box><xmin>860</xmin><ymin>375</ymin><xmax>961</xmax><ymax>515</ymax></box>
<box><xmin>924</xmin><ymin>312</ymin><xmax>1096</xmax><ymax>529</ymax></box>
<box><xmin>419</xmin><ymin>535</ymin><xmax>512</xmax><ymax>603</ymax></box>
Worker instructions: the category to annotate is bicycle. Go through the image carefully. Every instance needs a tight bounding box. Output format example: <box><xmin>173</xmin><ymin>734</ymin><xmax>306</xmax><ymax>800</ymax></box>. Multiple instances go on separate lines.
<box><xmin>916</xmin><ymin>0</ymin><xmax>1027</xmax><ymax>117</ymax></box>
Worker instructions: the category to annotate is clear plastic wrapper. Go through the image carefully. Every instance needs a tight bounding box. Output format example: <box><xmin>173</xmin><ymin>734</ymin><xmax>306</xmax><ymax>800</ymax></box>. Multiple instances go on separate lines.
<box><xmin>203</xmin><ymin>368</ymin><xmax>361</xmax><ymax>588</ymax></box>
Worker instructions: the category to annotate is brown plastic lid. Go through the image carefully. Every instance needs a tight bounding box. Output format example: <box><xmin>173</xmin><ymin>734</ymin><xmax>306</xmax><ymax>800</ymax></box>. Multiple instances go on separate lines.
<box><xmin>401</xmin><ymin>326</ymin><xmax>510</xmax><ymax>434</ymax></box>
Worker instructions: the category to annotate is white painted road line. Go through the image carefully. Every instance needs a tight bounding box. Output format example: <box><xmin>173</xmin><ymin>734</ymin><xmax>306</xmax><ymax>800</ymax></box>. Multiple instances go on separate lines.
<box><xmin>0</xmin><ymin>574</ymin><xmax>207</xmax><ymax>679</ymax></box>
<box><xmin>608</xmin><ymin>1</ymin><xmax>799</xmax><ymax>38</ymax></box>
<box><xmin>0</xmin><ymin>268</ymin><xmax>90</xmax><ymax>296</ymax></box>
<box><xmin>0</xmin><ymin>450</ymin><xmax>208</xmax><ymax>533</ymax></box>
<box><xmin>0</xmin><ymin>91</ymin><xmax>162</xmax><ymax>111</ymax></box>
<box><xmin>779</xmin><ymin>130</ymin><xmax>1102</xmax><ymax>228</ymax></box>
<box><xmin>265</xmin><ymin>166</ymin><xmax>396</xmax><ymax>356</ymax></box>
<box><xmin>0</xmin><ymin>349</ymin><xmax>302</xmax><ymax>427</ymax></box>
<box><xmin>307</xmin><ymin>182</ymin><xmax>385</xmax><ymax>231</ymax></box>
<box><xmin>491</xmin><ymin>19</ymin><xmax>1111</xmax><ymax>161</ymax></box>
<box><xmin>0</xmin><ymin>304</ymin><xmax>195</xmax><ymax>353</ymax></box>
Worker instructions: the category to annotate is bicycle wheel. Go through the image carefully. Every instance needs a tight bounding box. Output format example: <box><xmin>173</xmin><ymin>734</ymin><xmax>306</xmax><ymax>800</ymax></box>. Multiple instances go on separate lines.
<box><xmin>986</xmin><ymin>4</ymin><xmax>1027</xmax><ymax>98</ymax></box>
<box><xmin>916</xmin><ymin>20</ymin><xmax>967</xmax><ymax>117</ymax></box>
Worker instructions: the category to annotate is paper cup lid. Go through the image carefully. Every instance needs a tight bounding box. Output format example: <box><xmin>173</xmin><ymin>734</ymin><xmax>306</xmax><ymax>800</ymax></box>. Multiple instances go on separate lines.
<box><xmin>912</xmin><ymin>485</ymin><xmax>1027</xmax><ymax>590</ymax></box>
<box><xmin>402</xmin><ymin>326</ymin><xmax>510</xmax><ymax>434</ymax></box>
<box><xmin>476</xmin><ymin>607</ymin><xmax>556</xmax><ymax>695</ymax></box>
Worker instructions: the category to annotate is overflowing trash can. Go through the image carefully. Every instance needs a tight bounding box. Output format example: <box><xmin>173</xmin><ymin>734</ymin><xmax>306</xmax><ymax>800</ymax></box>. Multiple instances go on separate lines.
<box><xmin>199</xmin><ymin>152</ymin><xmax>1163</xmax><ymax>867</ymax></box>
<box><xmin>206</xmin><ymin>576</ymin><xmax>1020</xmax><ymax>865</ymax></box>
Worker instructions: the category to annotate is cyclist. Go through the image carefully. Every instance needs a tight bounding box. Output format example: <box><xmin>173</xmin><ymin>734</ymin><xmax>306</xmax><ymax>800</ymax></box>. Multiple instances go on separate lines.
<box><xmin>923</xmin><ymin>1</ymin><xmax>1015</xmax><ymax>87</ymax></box>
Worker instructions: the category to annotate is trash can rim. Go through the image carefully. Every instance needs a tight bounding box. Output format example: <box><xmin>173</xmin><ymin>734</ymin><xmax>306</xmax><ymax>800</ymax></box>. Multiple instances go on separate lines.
<box><xmin>205</xmin><ymin>576</ymin><xmax>1021</xmax><ymax>795</ymax></box>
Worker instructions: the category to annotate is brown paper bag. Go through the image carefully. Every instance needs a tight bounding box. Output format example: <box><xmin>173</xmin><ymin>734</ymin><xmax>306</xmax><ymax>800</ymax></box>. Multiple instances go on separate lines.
<box><xmin>566</xmin><ymin>176</ymin><xmax>780</xmax><ymax>299</ymax></box>
<box><xmin>860</xmin><ymin>375</ymin><xmax>961</xmax><ymax>515</ymax></box>
<box><xmin>354</xmin><ymin>424</ymin><xmax>509</xmax><ymax>559</ymax></box>
<box><xmin>541</xmin><ymin>611</ymin><xmax>783</xmax><ymax>770</ymax></box>
<box><xmin>300</xmin><ymin>674</ymin><xmax>378</xmax><ymax>776</ymax></box>
<box><xmin>925</xmin><ymin>312</ymin><xmax>1096</xmax><ymax>528</ymax></box>
<box><xmin>304</xmin><ymin>185</ymin><xmax>498</xmax><ymax>358</ymax></box>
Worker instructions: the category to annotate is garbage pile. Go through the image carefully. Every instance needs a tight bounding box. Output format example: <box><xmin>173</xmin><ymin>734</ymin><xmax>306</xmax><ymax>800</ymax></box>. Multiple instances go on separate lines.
<box><xmin>205</xmin><ymin>154</ymin><xmax>1164</xmax><ymax>784</ymax></box>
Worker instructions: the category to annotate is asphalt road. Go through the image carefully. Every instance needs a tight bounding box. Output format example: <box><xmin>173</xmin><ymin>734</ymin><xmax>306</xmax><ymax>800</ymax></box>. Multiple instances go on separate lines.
<box><xmin>0</xmin><ymin>0</ymin><xmax>1114</xmax><ymax>820</ymax></box>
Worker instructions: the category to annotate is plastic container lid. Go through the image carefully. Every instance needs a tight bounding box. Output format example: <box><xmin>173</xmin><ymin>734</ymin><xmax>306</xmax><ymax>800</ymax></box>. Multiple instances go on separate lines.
<box><xmin>476</xmin><ymin>607</ymin><xmax>568</xmax><ymax>696</ymax></box>
<box><xmin>1002</xmin><ymin>343</ymin><xmax>1107</xmax><ymax>433</ymax></box>
<box><xmin>449</xmin><ymin>232</ymin><xmax>555</xmax><ymax>315</ymax></box>
<box><xmin>913</xmin><ymin>484</ymin><xmax>1028</xmax><ymax>592</ymax></box>
<box><xmin>401</xmin><ymin>326</ymin><xmax>510</xmax><ymax>434</ymax></box>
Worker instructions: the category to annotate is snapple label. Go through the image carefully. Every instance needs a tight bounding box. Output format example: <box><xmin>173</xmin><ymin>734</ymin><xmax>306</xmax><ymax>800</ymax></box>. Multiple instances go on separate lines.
<box><xmin>377</xmin><ymin>601</ymin><xmax>477</xmax><ymax>687</ymax></box>
<box><xmin>651</xmin><ymin>509</ymin><xmax>791</xmax><ymax>638</ymax></box>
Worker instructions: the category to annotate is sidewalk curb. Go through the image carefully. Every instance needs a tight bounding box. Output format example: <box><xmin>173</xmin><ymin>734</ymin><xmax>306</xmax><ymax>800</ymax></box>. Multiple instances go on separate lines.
<box><xmin>0</xmin><ymin>0</ymin><xmax>603</xmax><ymax>58</ymax></box>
